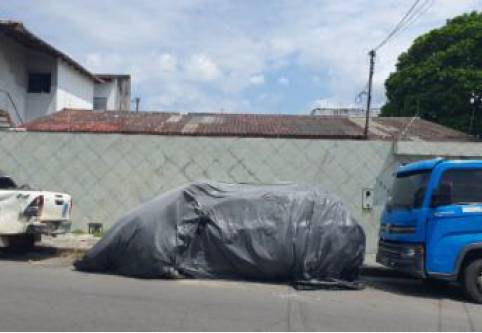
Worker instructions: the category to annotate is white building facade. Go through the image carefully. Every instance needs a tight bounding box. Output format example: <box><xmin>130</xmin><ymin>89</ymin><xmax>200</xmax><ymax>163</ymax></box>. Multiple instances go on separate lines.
<box><xmin>0</xmin><ymin>21</ymin><xmax>131</xmax><ymax>124</ymax></box>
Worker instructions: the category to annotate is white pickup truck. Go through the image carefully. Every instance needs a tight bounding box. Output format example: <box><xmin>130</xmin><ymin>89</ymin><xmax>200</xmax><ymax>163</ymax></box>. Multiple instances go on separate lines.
<box><xmin>0</xmin><ymin>171</ymin><xmax>72</xmax><ymax>250</ymax></box>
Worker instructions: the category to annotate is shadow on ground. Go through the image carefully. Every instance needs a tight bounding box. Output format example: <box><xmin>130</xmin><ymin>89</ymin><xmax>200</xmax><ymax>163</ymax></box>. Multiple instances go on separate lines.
<box><xmin>0</xmin><ymin>246</ymin><xmax>63</xmax><ymax>262</ymax></box>
<box><xmin>361</xmin><ymin>266</ymin><xmax>467</xmax><ymax>302</ymax></box>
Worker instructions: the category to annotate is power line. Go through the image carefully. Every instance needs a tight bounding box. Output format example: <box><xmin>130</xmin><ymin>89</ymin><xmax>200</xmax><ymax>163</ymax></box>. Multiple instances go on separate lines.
<box><xmin>362</xmin><ymin>0</ymin><xmax>433</xmax><ymax>138</ymax></box>
<box><xmin>373</xmin><ymin>0</ymin><xmax>424</xmax><ymax>51</ymax></box>
<box><xmin>397</xmin><ymin>0</ymin><xmax>434</xmax><ymax>35</ymax></box>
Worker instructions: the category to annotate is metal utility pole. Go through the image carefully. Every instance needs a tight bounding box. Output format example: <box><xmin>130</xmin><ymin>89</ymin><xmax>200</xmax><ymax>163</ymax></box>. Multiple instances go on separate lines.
<box><xmin>364</xmin><ymin>50</ymin><xmax>376</xmax><ymax>138</ymax></box>
<box><xmin>134</xmin><ymin>97</ymin><xmax>141</xmax><ymax>112</ymax></box>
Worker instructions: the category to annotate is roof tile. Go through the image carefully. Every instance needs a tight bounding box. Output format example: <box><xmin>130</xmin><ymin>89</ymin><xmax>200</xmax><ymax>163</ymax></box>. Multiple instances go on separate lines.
<box><xmin>22</xmin><ymin>109</ymin><xmax>472</xmax><ymax>142</ymax></box>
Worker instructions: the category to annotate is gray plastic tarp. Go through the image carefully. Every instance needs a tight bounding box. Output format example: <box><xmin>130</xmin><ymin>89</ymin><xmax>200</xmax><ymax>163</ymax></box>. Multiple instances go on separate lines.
<box><xmin>75</xmin><ymin>181</ymin><xmax>365</xmax><ymax>289</ymax></box>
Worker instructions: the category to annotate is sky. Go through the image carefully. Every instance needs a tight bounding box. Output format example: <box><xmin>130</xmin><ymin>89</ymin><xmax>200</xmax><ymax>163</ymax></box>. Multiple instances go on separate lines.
<box><xmin>1</xmin><ymin>0</ymin><xmax>480</xmax><ymax>114</ymax></box>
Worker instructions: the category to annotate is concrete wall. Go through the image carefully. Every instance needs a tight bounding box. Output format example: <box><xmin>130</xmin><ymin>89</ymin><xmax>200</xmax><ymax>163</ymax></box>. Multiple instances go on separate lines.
<box><xmin>0</xmin><ymin>31</ymin><xmax>27</xmax><ymax>123</ymax></box>
<box><xmin>0</xmin><ymin>131</ymin><xmax>422</xmax><ymax>253</ymax></box>
<box><xmin>57</xmin><ymin>60</ymin><xmax>94</xmax><ymax>111</ymax></box>
<box><xmin>2</xmin><ymin>131</ymin><xmax>480</xmax><ymax>252</ymax></box>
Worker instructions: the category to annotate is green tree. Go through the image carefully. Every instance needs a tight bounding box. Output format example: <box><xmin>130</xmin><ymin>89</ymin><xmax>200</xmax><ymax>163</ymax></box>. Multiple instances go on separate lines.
<box><xmin>382</xmin><ymin>12</ymin><xmax>482</xmax><ymax>135</ymax></box>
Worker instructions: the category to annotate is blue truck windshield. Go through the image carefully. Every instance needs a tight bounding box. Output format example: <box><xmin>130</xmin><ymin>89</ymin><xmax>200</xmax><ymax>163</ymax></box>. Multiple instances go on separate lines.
<box><xmin>388</xmin><ymin>171</ymin><xmax>431</xmax><ymax>210</ymax></box>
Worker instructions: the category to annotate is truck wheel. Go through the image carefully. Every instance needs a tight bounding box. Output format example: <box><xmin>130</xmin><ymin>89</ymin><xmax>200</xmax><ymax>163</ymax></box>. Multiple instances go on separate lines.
<box><xmin>462</xmin><ymin>259</ymin><xmax>482</xmax><ymax>303</ymax></box>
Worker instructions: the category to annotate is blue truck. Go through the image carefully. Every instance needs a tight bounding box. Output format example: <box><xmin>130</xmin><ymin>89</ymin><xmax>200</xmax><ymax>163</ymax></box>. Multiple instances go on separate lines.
<box><xmin>377</xmin><ymin>158</ymin><xmax>482</xmax><ymax>303</ymax></box>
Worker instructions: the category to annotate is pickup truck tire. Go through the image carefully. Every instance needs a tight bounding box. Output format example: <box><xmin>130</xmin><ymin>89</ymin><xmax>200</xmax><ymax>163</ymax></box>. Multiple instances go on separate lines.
<box><xmin>462</xmin><ymin>259</ymin><xmax>482</xmax><ymax>303</ymax></box>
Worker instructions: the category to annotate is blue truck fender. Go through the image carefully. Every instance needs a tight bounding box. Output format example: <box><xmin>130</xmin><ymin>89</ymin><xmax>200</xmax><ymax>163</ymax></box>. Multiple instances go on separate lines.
<box><xmin>430</xmin><ymin>243</ymin><xmax>482</xmax><ymax>281</ymax></box>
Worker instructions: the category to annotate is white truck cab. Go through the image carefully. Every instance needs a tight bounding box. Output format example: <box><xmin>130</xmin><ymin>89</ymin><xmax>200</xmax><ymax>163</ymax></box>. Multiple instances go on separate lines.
<box><xmin>0</xmin><ymin>172</ymin><xmax>72</xmax><ymax>250</ymax></box>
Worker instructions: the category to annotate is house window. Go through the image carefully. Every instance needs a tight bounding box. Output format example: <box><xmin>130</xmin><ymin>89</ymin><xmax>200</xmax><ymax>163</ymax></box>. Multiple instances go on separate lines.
<box><xmin>94</xmin><ymin>97</ymin><xmax>108</xmax><ymax>110</ymax></box>
<box><xmin>28</xmin><ymin>73</ymin><xmax>51</xmax><ymax>93</ymax></box>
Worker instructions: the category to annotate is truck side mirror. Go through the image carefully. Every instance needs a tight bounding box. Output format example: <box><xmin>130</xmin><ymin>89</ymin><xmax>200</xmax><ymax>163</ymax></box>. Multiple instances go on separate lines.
<box><xmin>431</xmin><ymin>184</ymin><xmax>452</xmax><ymax>207</ymax></box>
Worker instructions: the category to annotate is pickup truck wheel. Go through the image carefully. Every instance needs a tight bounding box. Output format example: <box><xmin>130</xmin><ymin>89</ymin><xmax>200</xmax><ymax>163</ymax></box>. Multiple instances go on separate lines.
<box><xmin>462</xmin><ymin>259</ymin><xmax>482</xmax><ymax>303</ymax></box>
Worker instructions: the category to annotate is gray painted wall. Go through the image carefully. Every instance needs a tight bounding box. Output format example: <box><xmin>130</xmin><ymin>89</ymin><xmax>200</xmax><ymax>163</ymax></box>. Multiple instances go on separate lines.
<box><xmin>2</xmin><ymin>131</ymin><xmax>477</xmax><ymax>253</ymax></box>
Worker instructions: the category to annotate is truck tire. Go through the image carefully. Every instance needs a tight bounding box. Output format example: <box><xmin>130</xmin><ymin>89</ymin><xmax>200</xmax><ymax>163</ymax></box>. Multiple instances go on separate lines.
<box><xmin>462</xmin><ymin>259</ymin><xmax>482</xmax><ymax>303</ymax></box>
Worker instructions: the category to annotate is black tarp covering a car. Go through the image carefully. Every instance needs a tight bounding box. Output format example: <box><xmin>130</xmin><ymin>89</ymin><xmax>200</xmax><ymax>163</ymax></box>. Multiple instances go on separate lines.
<box><xmin>74</xmin><ymin>182</ymin><xmax>366</xmax><ymax>289</ymax></box>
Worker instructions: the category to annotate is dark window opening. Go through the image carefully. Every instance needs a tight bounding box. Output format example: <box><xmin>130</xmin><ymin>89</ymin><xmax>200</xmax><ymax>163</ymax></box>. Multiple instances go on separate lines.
<box><xmin>437</xmin><ymin>169</ymin><xmax>482</xmax><ymax>205</ymax></box>
<box><xmin>28</xmin><ymin>73</ymin><xmax>51</xmax><ymax>93</ymax></box>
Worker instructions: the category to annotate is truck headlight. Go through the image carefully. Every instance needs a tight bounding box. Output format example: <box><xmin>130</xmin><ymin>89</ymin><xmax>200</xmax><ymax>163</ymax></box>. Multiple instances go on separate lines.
<box><xmin>401</xmin><ymin>248</ymin><xmax>417</xmax><ymax>258</ymax></box>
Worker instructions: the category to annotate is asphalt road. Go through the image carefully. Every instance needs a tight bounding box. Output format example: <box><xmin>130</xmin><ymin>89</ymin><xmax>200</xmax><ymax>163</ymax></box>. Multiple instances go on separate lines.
<box><xmin>0</xmin><ymin>252</ymin><xmax>481</xmax><ymax>331</ymax></box>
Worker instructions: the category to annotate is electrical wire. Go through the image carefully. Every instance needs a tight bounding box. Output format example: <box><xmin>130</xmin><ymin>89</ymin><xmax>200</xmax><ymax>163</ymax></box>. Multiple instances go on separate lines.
<box><xmin>373</xmin><ymin>0</ymin><xmax>426</xmax><ymax>51</ymax></box>
<box><xmin>373</xmin><ymin>0</ymin><xmax>422</xmax><ymax>51</ymax></box>
<box><xmin>356</xmin><ymin>0</ymin><xmax>434</xmax><ymax>111</ymax></box>
<box><xmin>397</xmin><ymin>0</ymin><xmax>434</xmax><ymax>35</ymax></box>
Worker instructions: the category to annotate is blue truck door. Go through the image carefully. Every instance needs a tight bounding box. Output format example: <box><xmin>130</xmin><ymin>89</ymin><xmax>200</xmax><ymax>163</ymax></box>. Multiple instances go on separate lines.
<box><xmin>426</xmin><ymin>167</ymin><xmax>482</xmax><ymax>275</ymax></box>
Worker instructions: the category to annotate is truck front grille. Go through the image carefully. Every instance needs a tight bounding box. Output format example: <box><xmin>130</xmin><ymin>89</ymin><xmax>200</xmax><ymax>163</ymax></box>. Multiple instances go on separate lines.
<box><xmin>376</xmin><ymin>240</ymin><xmax>425</xmax><ymax>277</ymax></box>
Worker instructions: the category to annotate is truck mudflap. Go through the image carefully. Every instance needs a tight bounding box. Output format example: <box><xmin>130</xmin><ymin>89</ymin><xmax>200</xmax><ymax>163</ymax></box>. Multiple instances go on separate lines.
<box><xmin>376</xmin><ymin>240</ymin><xmax>426</xmax><ymax>278</ymax></box>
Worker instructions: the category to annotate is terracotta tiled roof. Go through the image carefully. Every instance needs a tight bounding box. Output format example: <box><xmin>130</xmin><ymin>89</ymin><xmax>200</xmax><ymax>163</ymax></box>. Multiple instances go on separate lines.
<box><xmin>22</xmin><ymin>109</ymin><xmax>472</xmax><ymax>141</ymax></box>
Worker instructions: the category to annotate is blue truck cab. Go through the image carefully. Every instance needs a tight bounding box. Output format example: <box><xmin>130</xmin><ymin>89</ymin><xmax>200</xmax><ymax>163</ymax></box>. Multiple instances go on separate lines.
<box><xmin>377</xmin><ymin>158</ymin><xmax>482</xmax><ymax>302</ymax></box>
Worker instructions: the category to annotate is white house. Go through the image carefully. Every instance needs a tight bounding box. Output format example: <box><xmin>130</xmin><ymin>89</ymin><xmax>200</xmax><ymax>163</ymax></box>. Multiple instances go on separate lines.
<box><xmin>0</xmin><ymin>21</ymin><xmax>131</xmax><ymax>124</ymax></box>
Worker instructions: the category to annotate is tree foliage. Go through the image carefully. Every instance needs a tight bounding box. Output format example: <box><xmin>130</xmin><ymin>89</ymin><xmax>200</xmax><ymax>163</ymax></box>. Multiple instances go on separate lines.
<box><xmin>381</xmin><ymin>12</ymin><xmax>482</xmax><ymax>135</ymax></box>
